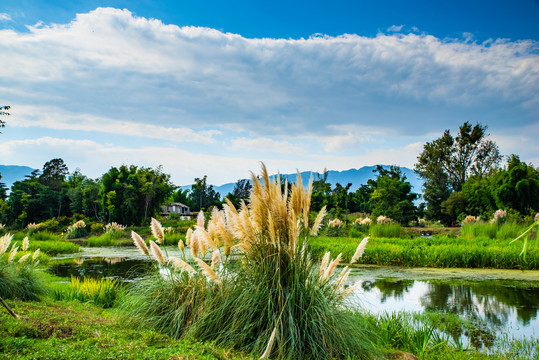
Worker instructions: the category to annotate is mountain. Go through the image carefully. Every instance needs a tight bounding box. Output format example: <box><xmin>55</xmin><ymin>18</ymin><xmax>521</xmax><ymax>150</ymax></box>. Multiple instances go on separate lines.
<box><xmin>0</xmin><ymin>165</ymin><xmax>36</xmax><ymax>190</ymax></box>
<box><xmin>184</xmin><ymin>166</ymin><xmax>424</xmax><ymax>199</ymax></box>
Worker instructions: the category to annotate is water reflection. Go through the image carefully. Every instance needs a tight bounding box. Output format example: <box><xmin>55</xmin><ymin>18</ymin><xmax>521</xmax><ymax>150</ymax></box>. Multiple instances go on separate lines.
<box><xmin>49</xmin><ymin>257</ymin><xmax>150</xmax><ymax>281</ymax></box>
<box><xmin>353</xmin><ymin>276</ymin><xmax>539</xmax><ymax>340</ymax></box>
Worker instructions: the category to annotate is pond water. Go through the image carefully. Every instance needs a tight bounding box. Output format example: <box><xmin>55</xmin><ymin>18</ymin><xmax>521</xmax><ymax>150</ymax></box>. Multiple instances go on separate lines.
<box><xmin>50</xmin><ymin>247</ymin><xmax>539</xmax><ymax>345</ymax></box>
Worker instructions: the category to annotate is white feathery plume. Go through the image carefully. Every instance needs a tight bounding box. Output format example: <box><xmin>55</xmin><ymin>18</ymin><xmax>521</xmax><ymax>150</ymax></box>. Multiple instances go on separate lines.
<box><xmin>194</xmin><ymin>258</ymin><xmax>222</xmax><ymax>285</ymax></box>
<box><xmin>22</xmin><ymin>236</ymin><xmax>29</xmax><ymax>251</ymax></box>
<box><xmin>132</xmin><ymin>231</ymin><xmax>150</xmax><ymax>255</ymax></box>
<box><xmin>350</xmin><ymin>237</ymin><xmax>369</xmax><ymax>264</ymax></box>
<box><xmin>0</xmin><ymin>233</ymin><xmax>12</xmax><ymax>256</ymax></box>
<box><xmin>169</xmin><ymin>256</ymin><xmax>196</xmax><ymax>274</ymax></box>
<box><xmin>197</xmin><ymin>211</ymin><xmax>205</xmax><ymax>228</ymax></box>
<box><xmin>211</xmin><ymin>250</ymin><xmax>221</xmax><ymax>269</ymax></box>
<box><xmin>322</xmin><ymin>253</ymin><xmax>342</xmax><ymax>280</ymax></box>
<box><xmin>149</xmin><ymin>240</ymin><xmax>165</xmax><ymax>265</ymax></box>
<box><xmin>185</xmin><ymin>228</ymin><xmax>193</xmax><ymax>247</ymax></box>
<box><xmin>18</xmin><ymin>254</ymin><xmax>31</xmax><ymax>263</ymax></box>
<box><xmin>32</xmin><ymin>249</ymin><xmax>40</xmax><ymax>262</ymax></box>
<box><xmin>310</xmin><ymin>206</ymin><xmax>327</xmax><ymax>236</ymax></box>
<box><xmin>8</xmin><ymin>245</ymin><xmax>18</xmax><ymax>263</ymax></box>
<box><xmin>319</xmin><ymin>251</ymin><xmax>331</xmax><ymax>277</ymax></box>
<box><xmin>151</xmin><ymin>218</ymin><xmax>165</xmax><ymax>244</ymax></box>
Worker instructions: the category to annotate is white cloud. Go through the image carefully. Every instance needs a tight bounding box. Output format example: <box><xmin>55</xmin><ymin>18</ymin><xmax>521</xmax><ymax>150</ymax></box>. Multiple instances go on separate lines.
<box><xmin>0</xmin><ymin>13</ymin><xmax>11</xmax><ymax>22</ymax></box>
<box><xmin>387</xmin><ymin>25</ymin><xmax>404</xmax><ymax>32</ymax></box>
<box><xmin>12</xmin><ymin>105</ymin><xmax>221</xmax><ymax>144</ymax></box>
<box><xmin>0</xmin><ymin>7</ymin><xmax>536</xmax><ymax>139</ymax></box>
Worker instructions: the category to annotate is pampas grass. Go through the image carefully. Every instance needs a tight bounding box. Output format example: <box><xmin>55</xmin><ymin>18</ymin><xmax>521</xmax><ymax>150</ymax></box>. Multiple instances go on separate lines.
<box><xmin>121</xmin><ymin>163</ymin><xmax>376</xmax><ymax>359</ymax></box>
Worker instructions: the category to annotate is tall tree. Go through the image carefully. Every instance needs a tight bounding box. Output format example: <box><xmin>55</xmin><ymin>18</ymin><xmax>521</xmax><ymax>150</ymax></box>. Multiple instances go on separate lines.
<box><xmin>415</xmin><ymin>122</ymin><xmax>501</xmax><ymax>220</ymax></box>
<box><xmin>370</xmin><ymin>165</ymin><xmax>418</xmax><ymax>225</ymax></box>
<box><xmin>100</xmin><ymin>165</ymin><xmax>174</xmax><ymax>225</ymax></box>
<box><xmin>189</xmin><ymin>176</ymin><xmax>221</xmax><ymax>212</ymax></box>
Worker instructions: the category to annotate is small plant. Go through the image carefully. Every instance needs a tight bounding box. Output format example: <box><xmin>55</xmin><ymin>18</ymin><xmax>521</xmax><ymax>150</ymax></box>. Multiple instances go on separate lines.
<box><xmin>490</xmin><ymin>209</ymin><xmax>507</xmax><ymax>225</ymax></box>
<box><xmin>65</xmin><ymin>220</ymin><xmax>87</xmax><ymax>239</ymax></box>
<box><xmin>52</xmin><ymin>276</ymin><xmax>122</xmax><ymax>308</ymax></box>
<box><xmin>461</xmin><ymin>215</ymin><xmax>477</xmax><ymax>225</ymax></box>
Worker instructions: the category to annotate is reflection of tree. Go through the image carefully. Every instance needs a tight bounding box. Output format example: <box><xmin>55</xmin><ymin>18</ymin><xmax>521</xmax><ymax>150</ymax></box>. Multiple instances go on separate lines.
<box><xmin>420</xmin><ymin>281</ymin><xmax>539</xmax><ymax>328</ymax></box>
<box><xmin>362</xmin><ymin>279</ymin><xmax>415</xmax><ymax>303</ymax></box>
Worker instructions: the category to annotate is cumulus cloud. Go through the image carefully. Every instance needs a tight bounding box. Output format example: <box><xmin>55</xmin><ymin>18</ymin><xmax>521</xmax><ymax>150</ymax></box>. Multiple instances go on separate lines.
<box><xmin>0</xmin><ymin>7</ymin><xmax>537</xmax><ymax>139</ymax></box>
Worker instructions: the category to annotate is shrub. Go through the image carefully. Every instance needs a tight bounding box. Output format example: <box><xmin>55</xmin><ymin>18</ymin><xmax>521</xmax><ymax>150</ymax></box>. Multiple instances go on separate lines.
<box><xmin>122</xmin><ymin>164</ymin><xmax>377</xmax><ymax>359</ymax></box>
<box><xmin>64</xmin><ymin>220</ymin><xmax>87</xmax><ymax>239</ymax></box>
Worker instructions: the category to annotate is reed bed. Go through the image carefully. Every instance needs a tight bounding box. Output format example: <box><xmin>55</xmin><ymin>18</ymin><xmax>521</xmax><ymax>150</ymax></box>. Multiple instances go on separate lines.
<box><xmin>369</xmin><ymin>224</ymin><xmax>403</xmax><ymax>238</ymax></box>
<box><xmin>310</xmin><ymin>236</ymin><xmax>538</xmax><ymax>269</ymax></box>
<box><xmin>122</xmin><ymin>164</ymin><xmax>377</xmax><ymax>359</ymax></box>
<box><xmin>461</xmin><ymin>223</ymin><xmax>528</xmax><ymax>241</ymax></box>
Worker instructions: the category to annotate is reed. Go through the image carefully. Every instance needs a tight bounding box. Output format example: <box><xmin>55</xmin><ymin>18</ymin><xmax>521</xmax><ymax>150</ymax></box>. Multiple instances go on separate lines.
<box><xmin>369</xmin><ymin>224</ymin><xmax>403</xmax><ymax>238</ymax></box>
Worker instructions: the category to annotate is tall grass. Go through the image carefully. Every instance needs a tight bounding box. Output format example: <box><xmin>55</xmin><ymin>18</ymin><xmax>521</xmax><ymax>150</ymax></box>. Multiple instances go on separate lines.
<box><xmin>369</xmin><ymin>224</ymin><xmax>403</xmax><ymax>238</ymax></box>
<box><xmin>122</xmin><ymin>164</ymin><xmax>377</xmax><ymax>359</ymax></box>
<box><xmin>0</xmin><ymin>234</ymin><xmax>46</xmax><ymax>300</ymax></box>
<box><xmin>461</xmin><ymin>222</ymin><xmax>527</xmax><ymax>240</ymax></box>
<box><xmin>87</xmin><ymin>233</ymin><xmax>118</xmax><ymax>247</ymax></box>
<box><xmin>52</xmin><ymin>276</ymin><xmax>122</xmax><ymax>308</ymax></box>
<box><xmin>310</xmin><ymin>235</ymin><xmax>539</xmax><ymax>269</ymax></box>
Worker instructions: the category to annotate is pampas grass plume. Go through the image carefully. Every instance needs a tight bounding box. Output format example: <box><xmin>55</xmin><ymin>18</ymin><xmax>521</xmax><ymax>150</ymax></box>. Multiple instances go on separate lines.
<box><xmin>8</xmin><ymin>245</ymin><xmax>18</xmax><ymax>263</ymax></box>
<box><xmin>32</xmin><ymin>249</ymin><xmax>40</xmax><ymax>262</ymax></box>
<box><xmin>149</xmin><ymin>240</ymin><xmax>165</xmax><ymax>265</ymax></box>
<box><xmin>151</xmin><ymin>218</ymin><xmax>165</xmax><ymax>244</ymax></box>
<box><xmin>350</xmin><ymin>237</ymin><xmax>369</xmax><ymax>264</ymax></box>
<box><xmin>260</xmin><ymin>326</ymin><xmax>277</xmax><ymax>359</ymax></box>
<box><xmin>132</xmin><ymin>231</ymin><xmax>150</xmax><ymax>255</ymax></box>
<box><xmin>169</xmin><ymin>256</ymin><xmax>196</xmax><ymax>273</ymax></box>
<box><xmin>18</xmin><ymin>253</ymin><xmax>31</xmax><ymax>263</ymax></box>
<box><xmin>194</xmin><ymin>257</ymin><xmax>222</xmax><ymax>285</ymax></box>
<box><xmin>22</xmin><ymin>236</ymin><xmax>29</xmax><ymax>251</ymax></box>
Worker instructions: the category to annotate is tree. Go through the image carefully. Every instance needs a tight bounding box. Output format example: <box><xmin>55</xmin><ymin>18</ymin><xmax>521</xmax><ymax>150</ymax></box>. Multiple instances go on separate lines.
<box><xmin>224</xmin><ymin>179</ymin><xmax>252</xmax><ymax>208</ymax></box>
<box><xmin>491</xmin><ymin>155</ymin><xmax>539</xmax><ymax>214</ymax></box>
<box><xmin>100</xmin><ymin>165</ymin><xmax>174</xmax><ymax>225</ymax></box>
<box><xmin>370</xmin><ymin>165</ymin><xmax>418</xmax><ymax>225</ymax></box>
<box><xmin>415</xmin><ymin>122</ymin><xmax>502</xmax><ymax>220</ymax></box>
<box><xmin>188</xmin><ymin>176</ymin><xmax>221</xmax><ymax>212</ymax></box>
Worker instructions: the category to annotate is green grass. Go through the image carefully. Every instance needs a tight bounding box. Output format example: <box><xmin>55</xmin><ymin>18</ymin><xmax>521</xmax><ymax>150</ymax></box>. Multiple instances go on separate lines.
<box><xmin>87</xmin><ymin>233</ymin><xmax>119</xmax><ymax>247</ymax></box>
<box><xmin>51</xmin><ymin>276</ymin><xmax>123</xmax><ymax>308</ymax></box>
<box><xmin>0</xmin><ymin>300</ymin><xmax>256</xmax><ymax>360</ymax></box>
<box><xmin>0</xmin><ymin>263</ymin><xmax>46</xmax><ymax>301</ymax></box>
<box><xmin>310</xmin><ymin>235</ymin><xmax>539</xmax><ymax>269</ymax></box>
<box><xmin>29</xmin><ymin>240</ymin><xmax>80</xmax><ymax>255</ymax></box>
<box><xmin>461</xmin><ymin>223</ymin><xmax>528</xmax><ymax>241</ymax></box>
<box><xmin>369</xmin><ymin>224</ymin><xmax>403</xmax><ymax>238</ymax></box>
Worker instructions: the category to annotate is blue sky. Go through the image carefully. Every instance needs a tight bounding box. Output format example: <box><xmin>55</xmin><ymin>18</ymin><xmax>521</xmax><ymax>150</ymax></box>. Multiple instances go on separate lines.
<box><xmin>0</xmin><ymin>1</ymin><xmax>538</xmax><ymax>186</ymax></box>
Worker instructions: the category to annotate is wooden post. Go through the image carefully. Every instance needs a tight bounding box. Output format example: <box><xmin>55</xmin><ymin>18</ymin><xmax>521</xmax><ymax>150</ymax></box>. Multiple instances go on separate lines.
<box><xmin>0</xmin><ymin>296</ymin><xmax>20</xmax><ymax>319</ymax></box>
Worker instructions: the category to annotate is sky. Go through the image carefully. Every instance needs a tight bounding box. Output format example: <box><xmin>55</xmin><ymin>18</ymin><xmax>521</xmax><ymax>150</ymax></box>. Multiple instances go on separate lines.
<box><xmin>0</xmin><ymin>0</ymin><xmax>538</xmax><ymax>186</ymax></box>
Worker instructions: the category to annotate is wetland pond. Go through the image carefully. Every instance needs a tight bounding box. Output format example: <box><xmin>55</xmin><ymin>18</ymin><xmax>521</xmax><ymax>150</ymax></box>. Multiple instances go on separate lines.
<box><xmin>50</xmin><ymin>246</ymin><xmax>539</xmax><ymax>347</ymax></box>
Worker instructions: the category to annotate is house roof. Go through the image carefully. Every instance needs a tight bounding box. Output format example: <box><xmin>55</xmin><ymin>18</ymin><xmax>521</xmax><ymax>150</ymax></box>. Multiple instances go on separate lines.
<box><xmin>169</xmin><ymin>202</ymin><xmax>189</xmax><ymax>208</ymax></box>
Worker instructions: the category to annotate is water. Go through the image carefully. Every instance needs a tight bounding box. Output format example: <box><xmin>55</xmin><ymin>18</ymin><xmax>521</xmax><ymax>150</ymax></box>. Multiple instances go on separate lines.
<box><xmin>50</xmin><ymin>247</ymin><xmax>539</xmax><ymax>343</ymax></box>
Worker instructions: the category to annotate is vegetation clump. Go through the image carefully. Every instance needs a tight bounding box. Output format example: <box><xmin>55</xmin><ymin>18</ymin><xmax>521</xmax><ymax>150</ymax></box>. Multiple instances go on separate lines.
<box><xmin>122</xmin><ymin>164</ymin><xmax>376</xmax><ymax>359</ymax></box>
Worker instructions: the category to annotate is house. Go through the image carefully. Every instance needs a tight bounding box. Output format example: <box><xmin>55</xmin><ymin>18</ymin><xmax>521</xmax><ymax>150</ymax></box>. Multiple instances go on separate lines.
<box><xmin>161</xmin><ymin>202</ymin><xmax>190</xmax><ymax>218</ymax></box>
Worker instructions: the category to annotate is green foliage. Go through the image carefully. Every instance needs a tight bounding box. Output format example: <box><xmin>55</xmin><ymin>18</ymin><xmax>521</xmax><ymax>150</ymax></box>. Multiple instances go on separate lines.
<box><xmin>100</xmin><ymin>165</ymin><xmax>174</xmax><ymax>225</ymax></box>
<box><xmin>51</xmin><ymin>276</ymin><xmax>122</xmax><ymax>308</ymax></box>
<box><xmin>0</xmin><ymin>254</ymin><xmax>45</xmax><ymax>301</ymax></box>
<box><xmin>188</xmin><ymin>175</ymin><xmax>221</xmax><ymax>212</ymax></box>
<box><xmin>310</xmin><ymin>235</ymin><xmax>538</xmax><ymax>269</ymax></box>
<box><xmin>87</xmin><ymin>233</ymin><xmax>118</xmax><ymax>247</ymax></box>
<box><xmin>415</xmin><ymin>122</ymin><xmax>502</xmax><ymax>222</ymax></box>
<box><xmin>29</xmin><ymin>240</ymin><xmax>79</xmax><ymax>255</ymax></box>
<box><xmin>370</xmin><ymin>224</ymin><xmax>403</xmax><ymax>238</ymax></box>
<box><xmin>0</xmin><ymin>300</ymin><xmax>256</xmax><ymax>360</ymax></box>
<box><xmin>370</xmin><ymin>166</ymin><xmax>418</xmax><ymax>225</ymax></box>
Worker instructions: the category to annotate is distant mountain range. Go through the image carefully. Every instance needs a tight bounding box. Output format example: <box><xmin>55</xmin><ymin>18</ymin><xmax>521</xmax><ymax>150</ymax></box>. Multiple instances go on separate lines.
<box><xmin>0</xmin><ymin>165</ymin><xmax>35</xmax><ymax>190</ymax></box>
<box><xmin>183</xmin><ymin>165</ymin><xmax>424</xmax><ymax>198</ymax></box>
<box><xmin>0</xmin><ymin>164</ymin><xmax>425</xmax><ymax>199</ymax></box>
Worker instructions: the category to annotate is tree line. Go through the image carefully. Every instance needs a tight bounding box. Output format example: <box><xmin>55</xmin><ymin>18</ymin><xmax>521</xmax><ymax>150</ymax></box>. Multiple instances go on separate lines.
<box><xmin>0</xmin><ymin>119</ymin><xmax>537</xmax><ymax>228</ymax></box>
